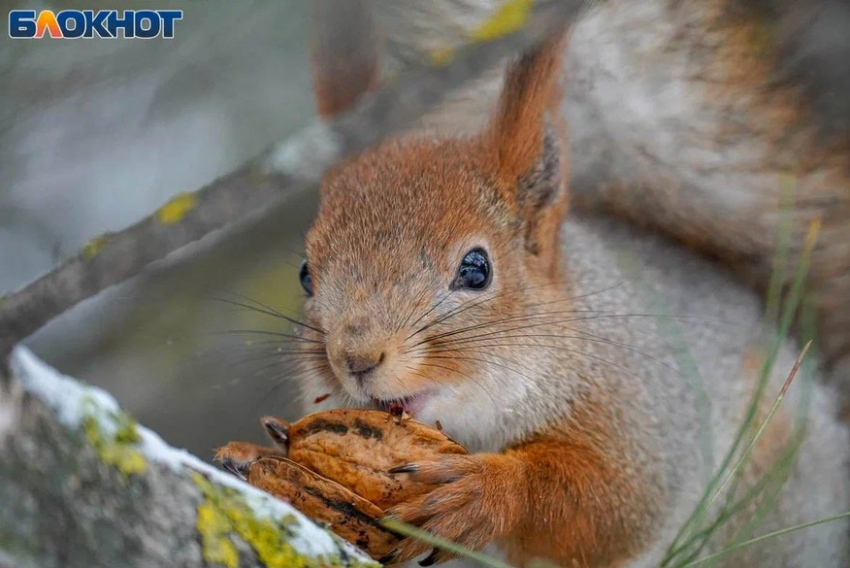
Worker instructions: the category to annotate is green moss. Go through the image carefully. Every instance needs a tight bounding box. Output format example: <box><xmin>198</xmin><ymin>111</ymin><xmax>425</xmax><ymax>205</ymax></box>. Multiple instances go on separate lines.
<box><xmin>191</xmin><ymin>473</ymin><xmax>376</xmax><ymax>568</ymax></box>
<box><xmin>82</xmin><ymin>412</ymin><xmax>147</xmax><ymax>476</ymax></box>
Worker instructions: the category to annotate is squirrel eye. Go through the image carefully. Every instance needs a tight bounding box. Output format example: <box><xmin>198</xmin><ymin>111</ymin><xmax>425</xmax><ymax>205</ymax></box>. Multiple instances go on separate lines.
<box><xmin>454</xmin><ymin>248</ymin><xmax>491</xmax><ymax>291</ymax></box>
<box><xmin>299</xmin><ymin>260</ymin><xmax>314</xmax><ymax>296</ymax></box>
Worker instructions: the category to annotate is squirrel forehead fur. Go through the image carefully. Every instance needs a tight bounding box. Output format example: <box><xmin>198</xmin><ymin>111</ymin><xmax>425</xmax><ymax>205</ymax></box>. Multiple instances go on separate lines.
<box><xmin>308</xmin><ymin>136</ymin><xmax>514</xmax><ymax>282</ymax></box>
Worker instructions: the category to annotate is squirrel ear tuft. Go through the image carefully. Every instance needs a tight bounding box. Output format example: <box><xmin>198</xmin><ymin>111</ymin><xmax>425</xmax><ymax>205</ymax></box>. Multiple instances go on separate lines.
<box><xmin>487</xmin><ymin>32</ymin><xmax>569</xmax><ymax>267</ymax></box>
<box><xmin>487</xmin><ymin>32</ymin><xmax>565</xmax><ymax>186</ymax></box>
<box><xmin>311</xmin><ymin>0</ymin><xmax>380</xmax><ymax>120</ymax></box>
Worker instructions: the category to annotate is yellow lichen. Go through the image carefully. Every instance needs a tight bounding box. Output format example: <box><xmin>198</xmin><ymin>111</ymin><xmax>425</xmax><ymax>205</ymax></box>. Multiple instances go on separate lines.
<box><xmin>192</xmin><ymin>473</ymin><xmax>375</xmax><ymax>568</ymax></box>
<box><xmin>114</xmin><ymin>416</ymin><xmax>142</xmax><ymax>444</ymax></box>
<box><xmin>469</xmin><ymin>0</ymin><xmax>533</xmax><ymax>42</ymax></box>
<box><xmin>83</xmin><ymin>413</ymin><xmax>147</xmax><ymax>476</ymax></box>
<box><xmin>82</xmin><ymin>234</ymin><xmax>110</xmax><ymax>259</ymax></box>
<box><xmin>156</xmin><ymin>192</ymin><xmax>198</xmax><ymax>225</ymax></box>
<box><xmin>427</xmin><ymin>0</ymin><xmax>532</xmax><ymax>66</ymax></box>
<box><xmin>197</xmin><ymin>501</ymin><xmax>240</xmax><ymax>568</ymax></box>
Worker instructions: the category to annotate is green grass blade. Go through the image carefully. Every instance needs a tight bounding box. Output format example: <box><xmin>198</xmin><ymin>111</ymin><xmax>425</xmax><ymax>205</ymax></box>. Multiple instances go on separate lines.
<box><xmin>699</xmin><ymin>342</ymin><xmax>810</xmax><ymax>513</ymax></box>
<box><xmin>679</xmin><ymin>511</ymin><xmax>850</xmax><ymax>567</ymax></box>
<box><xmin>380</xmin><ymin>518</ymin><xmax>515</xmax><ymax>568</ymax></box>
<box><xmin>666</xmin><ymin>343</ymin><xmax>810</xmax><ymax>566</ymax></box>
<box><xmin>763</xmin><ymin>176</ymin><xmax>796</xmax><ymax>329</ymax></box>
<box><xmin>664</xmin><ymin>218</ymin><xmax>820</xmax><ymax>565</ymax></box>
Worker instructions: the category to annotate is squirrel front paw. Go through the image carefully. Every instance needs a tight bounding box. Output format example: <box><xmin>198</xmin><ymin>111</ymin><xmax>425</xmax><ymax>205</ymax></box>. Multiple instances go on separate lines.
<box><xmin>382</xmin><ymin>454</ymin><xmax>525</xmax><ymax>566</ymax></box>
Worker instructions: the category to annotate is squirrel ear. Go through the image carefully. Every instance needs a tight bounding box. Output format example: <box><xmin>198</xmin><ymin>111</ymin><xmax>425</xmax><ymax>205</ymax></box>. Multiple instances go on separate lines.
<box><xmin>311</xmin><ymin>0</ymin><xmax>380</xmax><ymax>120</ymax></box>
<box><xmin>487</xmin><ymin>33</ymin><xmax>565</xmax><ymax>185</ymax></box>
<box><xmin>487</xmin><ymin>33</ymin><xmax>569</xmax><ymax>264</ymax></box>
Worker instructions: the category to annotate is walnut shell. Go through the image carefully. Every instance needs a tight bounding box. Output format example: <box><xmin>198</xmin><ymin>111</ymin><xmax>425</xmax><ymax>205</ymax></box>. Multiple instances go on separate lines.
<box><xmin>274</xmin><ymin>409</ymin><xmax>466</xmax><ymax>509</ymax></box>
<box><xmin>247</xmin><ymin>457</ymin><xmax>399</xmax><ymax>558</ymax></box>
<box><xmin>217</xmin><ymin>409</ymin><xmax>467</xmax><ymax>560</ymax></box>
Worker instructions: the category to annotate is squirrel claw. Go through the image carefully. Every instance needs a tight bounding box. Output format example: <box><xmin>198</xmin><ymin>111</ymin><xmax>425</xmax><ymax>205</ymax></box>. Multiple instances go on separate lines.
<box><xmin>377</xmin><ymin>550</ymin><xmax>398</xmax><ymax>565</ymax></box>
<box><xmin>260</xmin><ymin>416</ymin><xmax>290</xmax><ymax>449</ymax></box>
<box><xmin>388</xmin><ymin>463</ymin><xmax>419</xmax><ymax>474</ymax></box>
<box><xmin>213</xmin><ymin>441</ymin><xmax>284</xmax><ymax>481</ymax></box>
<box><xmin>219</xmin><ymin>457</ymin><xmax>249</xmax><ymax>481</ymax></box>
<box><xmin>418</xmin><ymin>548</ymin><xmax>440</xmax><ymax>566</ymax></box>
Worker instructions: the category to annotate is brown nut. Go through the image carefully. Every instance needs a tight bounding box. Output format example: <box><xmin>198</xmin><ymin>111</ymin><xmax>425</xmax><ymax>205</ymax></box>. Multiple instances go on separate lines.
<box><xmin>264</xmin><ymin>409</ymin><xmax>466</xmax><ymax>509</ymax></box>
<box><xmin>247</xmin><ymin>457</ymin><xmax>399</xmax><ymax>559</ymax></box>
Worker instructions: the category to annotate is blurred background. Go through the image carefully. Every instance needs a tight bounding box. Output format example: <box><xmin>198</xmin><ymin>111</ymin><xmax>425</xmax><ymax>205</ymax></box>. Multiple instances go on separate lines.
<box><xmin>3</xmin><ymin>0</ymin><xmax>850</xmax><ymax>461</ymax></box>
<box><xmin>1</xmin><ymin>1</ymin><xmax>320</xmax><ymax>457</ymax></box>
<box><xmin>1</xmin><ymin>0</ymin><xmax>510</xmax><ymax>459</ymax></box>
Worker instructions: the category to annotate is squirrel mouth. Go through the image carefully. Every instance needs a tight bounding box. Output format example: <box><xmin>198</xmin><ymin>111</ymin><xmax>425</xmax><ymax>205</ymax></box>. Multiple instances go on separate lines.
<box><xmin>371</xmin><ymin>393</ymin><xmax>429</xmax><ymax>417</ymax></box>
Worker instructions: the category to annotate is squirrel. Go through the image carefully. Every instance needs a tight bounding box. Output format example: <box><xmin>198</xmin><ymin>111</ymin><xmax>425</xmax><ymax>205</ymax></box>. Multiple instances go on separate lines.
<box><xmin>287</xmin><ymin>14</ymin><xmax>850</xmax><ymax>568</ymax></box>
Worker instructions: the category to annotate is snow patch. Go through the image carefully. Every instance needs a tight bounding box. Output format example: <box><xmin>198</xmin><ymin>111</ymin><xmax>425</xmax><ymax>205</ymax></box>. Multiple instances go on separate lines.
<box><xmin>11</xmin><ymin>347</ymin><xmax>121</xmax><ymax>430</ymax></box>
<box><xmin>264</xmin><ymin>121</ymin><xmax>340</xmax><ymax>183</ymax></box>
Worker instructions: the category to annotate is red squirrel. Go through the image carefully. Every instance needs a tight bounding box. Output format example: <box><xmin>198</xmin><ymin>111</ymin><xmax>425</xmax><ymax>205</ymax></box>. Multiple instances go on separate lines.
<box><xmin>287</xmin><ymin>23</ymin><xmax>850</xmax><ymax>568</ymax></box>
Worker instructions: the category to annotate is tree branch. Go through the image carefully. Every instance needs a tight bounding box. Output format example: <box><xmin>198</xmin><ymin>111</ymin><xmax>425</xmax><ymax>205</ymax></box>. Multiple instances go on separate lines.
<box><xmin>0</xmin><ymin>347</ymin><xmax>376</xmax><ymax>567</ymax></box>
<box><xmin>0</xmin><ymin>0</ymin><xmax>588</xmax><ymax>361</ymax></box>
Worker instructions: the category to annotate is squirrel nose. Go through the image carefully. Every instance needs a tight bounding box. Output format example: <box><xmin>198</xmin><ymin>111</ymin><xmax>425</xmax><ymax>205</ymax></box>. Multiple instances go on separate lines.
<box><xmin>346</xmin><ymin>352</ymin><xmax>385</xmax><ymax>383</ymax></box>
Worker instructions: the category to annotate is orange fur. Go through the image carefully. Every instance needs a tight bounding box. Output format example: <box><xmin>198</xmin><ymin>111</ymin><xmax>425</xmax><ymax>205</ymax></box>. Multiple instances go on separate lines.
<box><xmin>387</xmin><ymin>396</ymin><xmax>660</xmax><ymax>567</ymax></box>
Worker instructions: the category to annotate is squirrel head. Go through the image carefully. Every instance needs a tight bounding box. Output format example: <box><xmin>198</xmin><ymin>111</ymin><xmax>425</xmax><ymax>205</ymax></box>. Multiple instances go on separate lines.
<box><xmin>299</xmin><ymin>32</ymin><xmax>569</xmax><ymax>449</ymax></box>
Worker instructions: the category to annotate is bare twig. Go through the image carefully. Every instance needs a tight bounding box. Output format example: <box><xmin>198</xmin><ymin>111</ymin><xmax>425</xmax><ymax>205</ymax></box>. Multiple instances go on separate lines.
<box><xmin>0</xmin><ymin>0</ymin><xmax>588</xmax><ymax>360</ymax></box>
